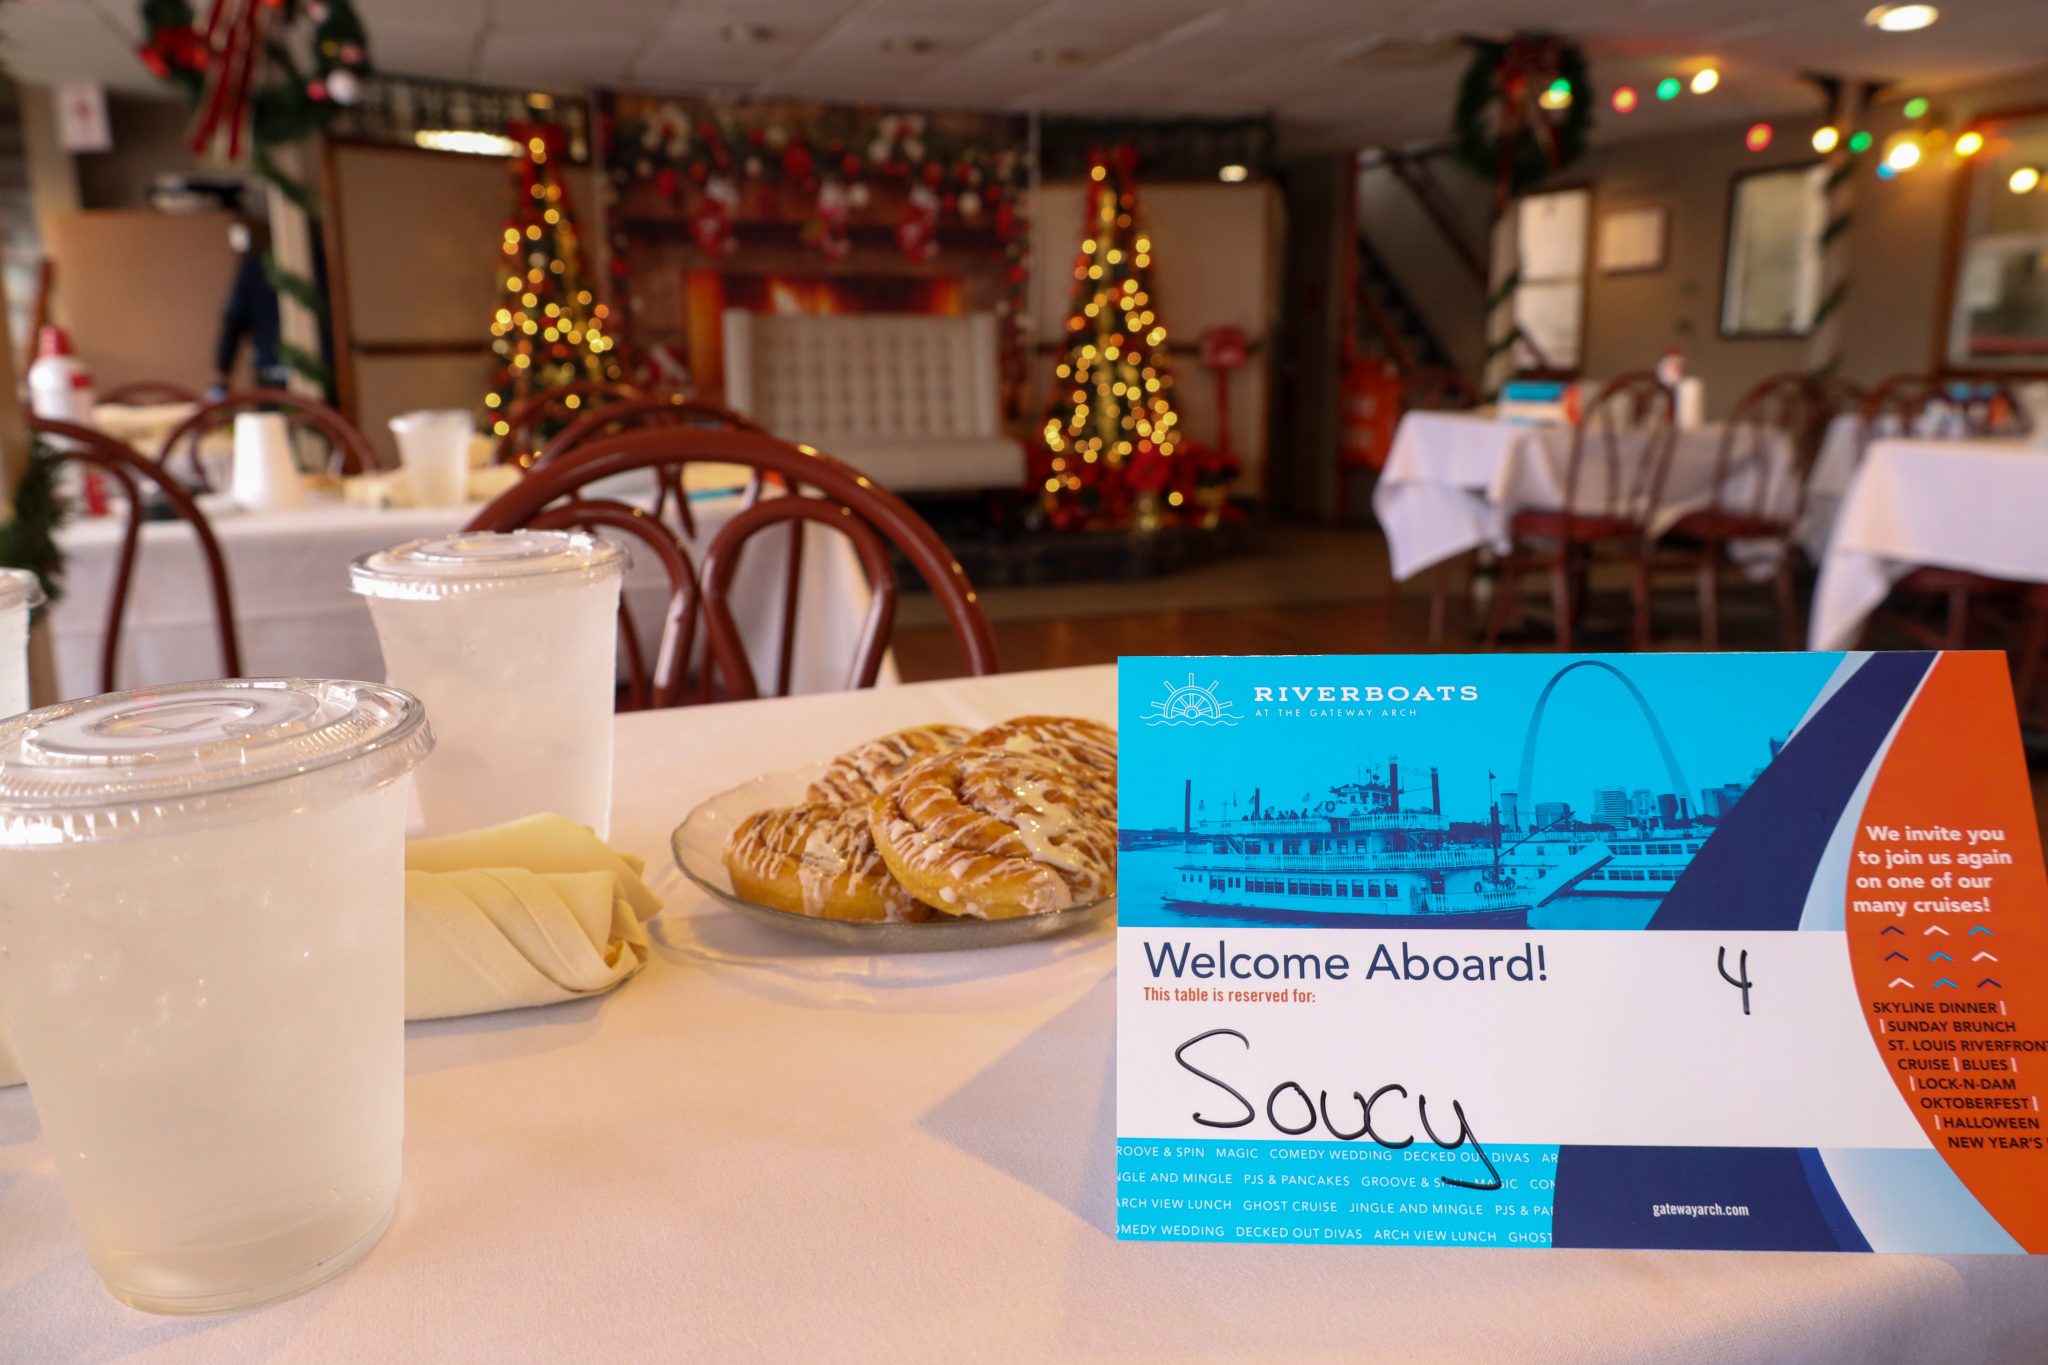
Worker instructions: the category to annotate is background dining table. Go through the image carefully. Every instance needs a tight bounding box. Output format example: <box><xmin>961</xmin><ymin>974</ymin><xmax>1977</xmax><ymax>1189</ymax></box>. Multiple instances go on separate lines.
<box><xmin>1807</xmin><ymin>436</ymin><xmax>2048</xmax><ymax>650</ymax></box>
<box><xmin>1374</xmin><ymin>410</ymin><xmax>1793</xmax><ymax>584</ymax></box>
<box><xmin>45</xmin><ymin>489</ymin><xmax>891</xmax><ymax>702</ymax></box>
<box><xmin>3</xmin><ymin>664</ymin><xmax>2043</xmax><ymax>1362</ymax></box>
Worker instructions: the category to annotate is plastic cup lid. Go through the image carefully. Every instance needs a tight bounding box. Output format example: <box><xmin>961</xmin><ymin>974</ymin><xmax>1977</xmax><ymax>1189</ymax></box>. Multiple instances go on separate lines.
<box><xmin>0</xmin><ymin>678</ymin><xmax>433</xmax><ymax>846</ymax></box>
<box><xmin>349</xmin><ymin>529</ymin><xmax>624</xmax><ymax>601</ymax></box>
<box><xmin>0</xmin><ymin>569</ymin><xmax>44</xmax><ymax>614</ymax></box>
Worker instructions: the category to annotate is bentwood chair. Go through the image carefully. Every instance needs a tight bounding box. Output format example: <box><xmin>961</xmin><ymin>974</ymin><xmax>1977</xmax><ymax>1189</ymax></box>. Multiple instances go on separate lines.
<box><xmin>1852</xmin><ymin>374</ymin><xmax>2021</xmax><ymax>648</ymax></box>
<box><xmin>535</xmin><ymin>393</ymin><xmax>774</xmax><ymax>533</ymax></box>
<box><xmin>99</xmin><ymin>381</ymin><xmax>202</xmax><ymax>406</ymax></box>
<box><xmin>1483</xmin><ymin>371</ymin><xmax>1674</xmax><ymax>651</ymax></box>
<box><xmin>492</xmin><ymin>380</ymin><xmax>640</xmax><ymax>467</ymax></box>
<box><xmin>1655</xmin><ymin>373</ymin><xmax>1817</xmax><ymax>649</ymax></box>
<box><xmin>29</xmin><ymin>417</ymin><xmax>241</xmax><ymax>694</ymax></box>
<box><xmin>466</xmin><ymin>427</ymin><xmax>999</xmax><ymax>710</ymax></box>
<box><xmin>157</xmin><ymin>387</ymin><xmax>380</xmax><ymax>491</ymax></box>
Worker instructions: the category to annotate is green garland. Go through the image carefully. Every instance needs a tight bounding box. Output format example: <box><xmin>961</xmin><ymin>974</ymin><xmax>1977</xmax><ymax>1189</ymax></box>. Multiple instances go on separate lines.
<box><xmin>1451</xmin><ymin>37</ymin><xmax>1592</xmax><ymax>200</ymax></box>
<box><xmin>137</xmin><ymin>0</ymin><xmax>371</xmax><ymax>392</ymax></box>
<box><xmin>0</xmin><ymin>441</ymin><xmax>68</xmax><ymax>618</ymax></box>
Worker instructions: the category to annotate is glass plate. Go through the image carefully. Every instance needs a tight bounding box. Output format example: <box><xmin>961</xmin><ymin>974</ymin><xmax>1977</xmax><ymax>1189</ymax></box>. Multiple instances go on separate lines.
<box><xmin>670</xmin><ymin>764</ymin><xmax>1116</xmax><ymax>952</ymax></box>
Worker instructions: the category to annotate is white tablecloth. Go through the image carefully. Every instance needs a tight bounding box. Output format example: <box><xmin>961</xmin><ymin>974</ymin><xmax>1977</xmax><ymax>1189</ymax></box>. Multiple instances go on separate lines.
<box><xmin>46</xmin><ymin>495</ymin><xmax>891</xmax><ymax>702</ymax></box>
<box><xmin>1806</xmin><ymin>437</ymin><xmax>2048</xmax><ymax>650</ymax></box>
<box><xmin>1374</xmin><ymin>411</ymin><xmax>1790</xmax><ymax>581</ymax></box>
<box><xmin>5</xmin><ymin>664</ymin><xmax>2044</xmax><ymax>1362</ymax></box>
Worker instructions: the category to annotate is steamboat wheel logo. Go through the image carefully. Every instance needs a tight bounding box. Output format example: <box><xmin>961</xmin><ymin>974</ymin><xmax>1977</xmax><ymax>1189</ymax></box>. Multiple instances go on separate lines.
<box><xmin>1144</xmin><ymin>674</ymin><xmax>1239</xmax><ymax>727</ymax></box>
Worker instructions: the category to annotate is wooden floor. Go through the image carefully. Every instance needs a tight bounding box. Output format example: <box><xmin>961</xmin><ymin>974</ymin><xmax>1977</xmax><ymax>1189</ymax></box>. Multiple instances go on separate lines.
<box><xmin>892</xmin><ymin>525</ymin><xmax>2048</xmax><ymax>851</ymax></box>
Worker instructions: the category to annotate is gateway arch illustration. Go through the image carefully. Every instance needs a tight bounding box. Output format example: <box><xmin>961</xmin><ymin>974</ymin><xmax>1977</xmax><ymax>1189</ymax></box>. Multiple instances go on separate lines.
<box><xmin>1515</xmin><ymin>660</ymin><xmax>1690</xmax><ymax>816</ymax></box>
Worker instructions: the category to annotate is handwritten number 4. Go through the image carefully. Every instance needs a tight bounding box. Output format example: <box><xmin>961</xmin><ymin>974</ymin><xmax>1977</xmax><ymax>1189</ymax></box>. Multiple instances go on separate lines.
<box><xmin>1718</xmin><ymin>946</ymin><xmax>1753</xmax><ymax>1017</ymax></box>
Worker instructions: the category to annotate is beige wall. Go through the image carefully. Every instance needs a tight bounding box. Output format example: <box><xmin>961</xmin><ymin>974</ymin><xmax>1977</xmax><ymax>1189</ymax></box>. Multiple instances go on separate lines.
<box><xmin>1026</xmin><ymin>179</ymin><xmax>1280</xmax><ymax>489</ymax></box>
<box><xmin>43</xmin><ymin>209</ymin><xmax>246</xmax><ymax>393</ymax></box>
<box><xmin>1565</xmin><ymin>64</ymin><xmax>2048</xmax><ymax>415</ymax></box>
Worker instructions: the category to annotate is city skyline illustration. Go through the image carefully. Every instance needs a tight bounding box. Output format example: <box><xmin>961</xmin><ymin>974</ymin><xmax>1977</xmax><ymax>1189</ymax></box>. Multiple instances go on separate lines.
<box><xmin>1119</xmin><ymin>652</ymin><xmax>1844</xmax><ymax>833</ymax></box>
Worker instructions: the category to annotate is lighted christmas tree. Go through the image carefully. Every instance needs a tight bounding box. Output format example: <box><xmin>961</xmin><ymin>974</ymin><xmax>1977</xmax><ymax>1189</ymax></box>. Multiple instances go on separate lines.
<box><xmin>484</xmin><ymin>123</ymin><xmax>621</xmax><ymax>441</ymax></box>
<box><xmin>1036</xmin><ymin>147</ymin><xmax>1181</xmax><ymax>528</ymax></box>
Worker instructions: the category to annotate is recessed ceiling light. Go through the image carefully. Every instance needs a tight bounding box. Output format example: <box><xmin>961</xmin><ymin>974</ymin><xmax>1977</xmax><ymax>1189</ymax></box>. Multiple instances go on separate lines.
<box><xmin>1218</xmin><ymin>164</ymin><xmax>1249</xmax><ymax>183</ymax></box>
<box><xmin>413</xmin><ymin>130</ymin><xmax>520</xmax><ymax>157</ymax></box>
<box><xmin>721</xmin><ymin>24</ymin><xmax>775</xmax><ymax>44</ymax></box>
<box><xmin>880</xmin><ymin>36</ymin><xmax>937</xmax><ymax>55</ymax></box>
<box><xmin>1866</xmin><ymin>4</ymin><xmax>1938</xmax><ymax>32</ymax></box>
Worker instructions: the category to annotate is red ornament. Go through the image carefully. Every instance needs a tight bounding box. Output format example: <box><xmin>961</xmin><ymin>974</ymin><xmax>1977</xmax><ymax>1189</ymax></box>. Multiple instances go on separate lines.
<box><xmin>781</xmin><ymin>143</ymin><xmax>814</xmax><ymax>181</ymax></box>
<box><xmin>691</xmin><ymin>178</ymin><xmax>740</xmax><ymax>257</ymax></box>
<box><xmin>653</xmin><ymin>166</ymin><xmax>680</xmax><ymax>199</ymax></box>
<box><xmin>895</xmin><ymin>185</ymin><xmax>941</xmax><ymax>262</ymax></box>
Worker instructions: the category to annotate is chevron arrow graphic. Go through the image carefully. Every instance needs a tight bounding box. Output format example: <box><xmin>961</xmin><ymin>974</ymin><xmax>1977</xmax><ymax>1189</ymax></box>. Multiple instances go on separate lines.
<box><xmin>1888</xmin><ymin>977</ymin><xmax>1915</xmax><ymax>988</ymax></box>
<box><xmin>1968</xmin><ymin>925</ymin><xmax>1994</xmax><ymax>936</ymax></box>
<box><xmin>1979</xmin><ymin>977</ymin><xmax>2004</xmax><ymax>989</ymax></box>
<box><xmin>1973</xmin><ymin>951</ymin><xmax>1999</xmax><ymax>962</ymax></box>
<box><xmin>1935</xmin><ymin>978</ymin><xmax>1960</xmax><ymax>989</ymax></box>
<box><xmin>1881</xmin><ymin>925</ymin><xmax>1905</xmax><ymax>936</ymax></box>
<box><xmin>1924</xmin><ymin>925</ymin><xmax>1950</xmax><ymax>936</ymax></box>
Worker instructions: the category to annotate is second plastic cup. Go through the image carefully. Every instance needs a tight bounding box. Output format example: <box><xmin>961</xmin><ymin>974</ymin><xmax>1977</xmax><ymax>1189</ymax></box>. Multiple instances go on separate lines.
<box><xmin>0</xmin><ymin>568</ymin><xmax>43</xmax><ymax>720</ymax></box>
<box><xmin>388</xmin><ymin>410</ymin><xmax>473</xmax><ymax>508</ymax></box>
<box><xmin>0</xmin><ymin>678</ymin><xmax>433</xmax><ymax>1313</ymax></box>
<box><xmin>351</xmin><ymin>530</ymin><xmax>624</xmax><ymax>837</ymax></box>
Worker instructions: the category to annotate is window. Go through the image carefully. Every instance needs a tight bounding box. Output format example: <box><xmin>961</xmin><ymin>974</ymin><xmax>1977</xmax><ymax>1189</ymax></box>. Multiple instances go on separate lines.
<box><xmin>1513</xmin><ymin>187</ymin><xmax>1590</xmax><ymax>370</ymax></box>
<box><xmin>1722</xmin><ymin>163</ymin><xmax>1827</xmax><ymax>337</ymax></box>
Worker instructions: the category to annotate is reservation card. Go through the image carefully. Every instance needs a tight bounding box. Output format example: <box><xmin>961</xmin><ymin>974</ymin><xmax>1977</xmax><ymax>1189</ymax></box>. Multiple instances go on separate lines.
<box><xmin>1114</xmin><ymin>652</ymin><xmax>2048</xmax><ymax>1252</ymax></box>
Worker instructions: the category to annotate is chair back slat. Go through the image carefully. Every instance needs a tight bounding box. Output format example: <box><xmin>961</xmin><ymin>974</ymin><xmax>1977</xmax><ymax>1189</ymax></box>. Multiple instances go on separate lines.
<box><xmin>464</xmin><ymin>428</ymin><xmax>997</xmax><ymax>709</ymax></box>
<box><xmin>30</xmin><ymin>418</ymin><xmax>241</xmax><ymax>694</ymax></box>
<box><xmin>1710</xmin><ymin>373</ymin><xmax>1817</xmax><ymax>523</ymax></box>
<box><xmin>1566</xmin><ymin>370</ymin><xmax>1674</xmax><ymax>534</ymax></box>
<box><xmin>156</xmin><ymin>388</ymin><xmax>379</xmax><ymax>490</ymax></box>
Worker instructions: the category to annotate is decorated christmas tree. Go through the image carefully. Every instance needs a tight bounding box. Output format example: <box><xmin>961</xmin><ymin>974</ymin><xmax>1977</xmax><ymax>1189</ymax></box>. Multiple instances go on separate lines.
<box><xmin>484</xmin><ymin>124</ymin><xmax>621</xmax><ymax>440</ymax></box>
<box><xmin>1035</xmin><ymin>147</ymin><xmax>1181</xmax><ymax>528</ymax></box>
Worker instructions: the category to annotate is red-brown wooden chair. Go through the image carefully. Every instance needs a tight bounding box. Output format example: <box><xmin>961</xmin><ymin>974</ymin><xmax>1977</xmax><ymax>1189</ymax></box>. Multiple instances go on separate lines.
<box><xmin>29</xmin><ymin>417</ymin><xmax>241</xmax><ymax>694</ymax></box>
<box><xmin>1483</xmin><ymin>371</ymin><xmax>1674</xmax><ymax>651</ymax></box>
<box><xmin>1654</xmin><ymin>373</ymin><xmax>1817</xmax><ymax>648</ymax></box>
<box><xmin>157</xmin><ymin>387</ymin><xmax>380</xmax><ymax>491</ymax></box>
<box><xmin>99</xmin><ymin>381</ymin><xmax>202</xmax><ymax>406</ymax></box>
<box><xmin>1852</xmin><ymin>374</ymin><xmax>2019</xmax><ymax>648</ymax></box>
<box><xmin>534</xmin><ymin>393</ymin><xmax>771</xmax><ymax>532</ymax></box>
<box><xmin>492</xmin><ymin>380</ymin><xmax>640</xmax><ymax>467</ymax></box>
<box><xmin>465</xmin><ymin>428</ymin><xmax>999</xmax><ymax>710</ymax></box>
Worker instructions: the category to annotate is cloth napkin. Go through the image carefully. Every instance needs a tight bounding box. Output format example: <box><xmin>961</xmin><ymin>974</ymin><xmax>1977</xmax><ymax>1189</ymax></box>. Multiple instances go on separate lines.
<box><xmin>0</xmin><ymin>815</ymin><xmax>661</xmax><ymax>1087</ymax></box>
<box><xmin>403</xmin><ymin>814</ymin><xmax>662</xmax><ymax>1021</ymax></box>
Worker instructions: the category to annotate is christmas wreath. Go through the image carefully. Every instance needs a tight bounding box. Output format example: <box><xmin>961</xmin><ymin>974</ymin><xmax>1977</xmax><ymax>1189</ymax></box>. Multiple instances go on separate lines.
<box><xmin>1451</xmin><ymin>35</ymin><xmax>1591</xmax><ymax>203</ymax></box>
<box><xmin>140</xmin><ymin>0</ymin><xmax>369</xmax><ymax>156</ymax></box>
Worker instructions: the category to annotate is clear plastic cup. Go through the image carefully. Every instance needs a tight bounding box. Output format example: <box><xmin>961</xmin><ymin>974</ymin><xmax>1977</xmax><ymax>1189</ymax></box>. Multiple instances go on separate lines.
<box><xmin>388</xmin><ymin>410</ymin><xmax>473</xmax><ymax>508</ymax></box>
<box><xmin>0</xmin><ymin>568</ymin><xmax>44</xmax><ymax>720</ymax></box>
<box><xmin>350</xmin><ymin>530</ymin><xmax>624</xmax><ymax>837</ymax></box>
<box><xmin>0</xmin><ymin>678</ymin><xmax>433</xmax><ymax>1314</ymax></box>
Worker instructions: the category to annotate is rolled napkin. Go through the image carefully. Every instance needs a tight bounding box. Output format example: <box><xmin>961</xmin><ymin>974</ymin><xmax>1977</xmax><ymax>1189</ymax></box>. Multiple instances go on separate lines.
<box><xmin>0</xmin><ymin>815</ymin><xmax>656</xmax><ymax>1087</ymax></box>
<box><xmin>404</xmin><ymin>813</ymin><xmax>662</xmax><ymax>1020</ymax></box>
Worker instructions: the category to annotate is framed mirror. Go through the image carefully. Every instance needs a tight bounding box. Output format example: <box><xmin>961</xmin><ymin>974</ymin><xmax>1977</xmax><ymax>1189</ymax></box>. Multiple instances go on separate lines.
<box><xmin>1720</xmin><ymin>163</ymin><xmax>1828</xmax><ymax>338</ymax></box>
<box><xmin>1945</xmin><ymin>109</ymin><xmax>2048</xmax><ymax>370</ymax></box>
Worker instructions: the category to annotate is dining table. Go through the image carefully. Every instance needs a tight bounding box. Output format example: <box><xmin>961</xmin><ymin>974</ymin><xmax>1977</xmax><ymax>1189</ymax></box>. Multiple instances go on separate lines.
<box><xmin>4</xmin><ymin>663</ymin><xmax>2043</xmax><ymax>1362</ymax></box>
<box><xmin>1807</xmin><ymin>435</ymin><xmax>2048</xmax><ymax>650</ymax></box>
<box><xmin>1374</xmin><ymin>410</ymin><xmax>1793</xmax><ymax>584</ymax></box>
<box><xmin>45</xmin><ymin>489</ymin><xmax>892</xmax><ymax>703</ymax></box>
